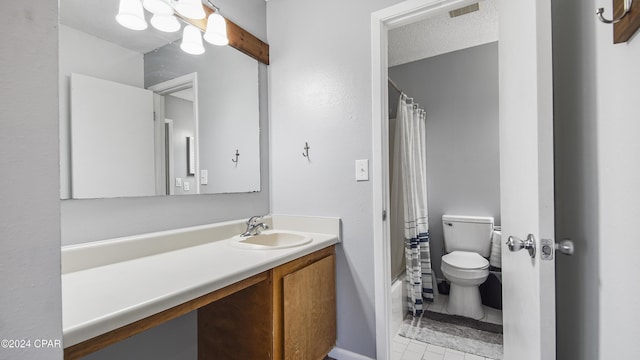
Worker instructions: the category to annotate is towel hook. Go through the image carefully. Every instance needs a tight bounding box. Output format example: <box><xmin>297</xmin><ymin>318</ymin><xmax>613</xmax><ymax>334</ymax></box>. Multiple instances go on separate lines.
<box><xmin>302</xmin><ymin>142</ymin><xmax>310</xmax><ymax>158</ymax></box>
<box><xmin>232</xmin><ymin>149</ymin><xmax>240</xmax><ymax>164</ymax></box>
<box><xmin>597</xmin><ymin>0</ymin><xmax>633</xmax><ymax>24</ymax></box>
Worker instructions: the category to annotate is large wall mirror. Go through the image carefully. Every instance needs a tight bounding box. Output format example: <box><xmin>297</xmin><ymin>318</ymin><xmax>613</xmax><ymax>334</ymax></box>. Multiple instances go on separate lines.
<box><xmin>59</xmin><ymin>0</ymin><xmax>261</xmax><ymax>199</ymax></box>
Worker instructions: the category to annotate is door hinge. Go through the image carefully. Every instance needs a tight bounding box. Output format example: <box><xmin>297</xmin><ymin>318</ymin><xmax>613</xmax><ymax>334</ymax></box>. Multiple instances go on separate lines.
<box><xmin>153</xmin><ymin>112</ymin><xmax>156</xmax><ymax>121</ymax></box>
<box><xmin>382</xmin><ymin>210</ymin><xmax>387</xmax><ymax>221</ymax></box>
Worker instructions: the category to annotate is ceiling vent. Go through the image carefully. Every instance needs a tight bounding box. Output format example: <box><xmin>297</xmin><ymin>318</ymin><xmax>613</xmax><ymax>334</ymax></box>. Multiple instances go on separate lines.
<box><xmin>449</xmin><ymin>3</ymin><xmax>480</xmax><ymax>18</ymax></box>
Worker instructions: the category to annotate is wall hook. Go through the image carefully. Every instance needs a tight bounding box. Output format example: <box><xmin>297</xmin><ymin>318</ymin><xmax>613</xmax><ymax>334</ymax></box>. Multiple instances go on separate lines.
<box><xmin>232</xmin><ymin>149</ymin><xmax>240</xmax><ymax>164</ymax></box>
<box><xmin>597</xmin><ymin>0</ymin><xmax>633</xmax><ymax>24</ymax></box>
<box><xmin>302</xmin><ymin>142</ymin><xmax>310</xmax><ymax>158</ymax></box>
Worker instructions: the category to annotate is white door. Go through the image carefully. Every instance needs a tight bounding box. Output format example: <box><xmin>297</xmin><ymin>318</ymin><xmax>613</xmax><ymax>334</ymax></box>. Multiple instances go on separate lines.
<box><xmin>70</xmin><ymin>73</ymin><xmax>156</xmax><ymax>199</ymax></box>
<box><xmin>499</xmin><ymin>0</ymin><xmax>555</xmax><ymax>359</ymax></box>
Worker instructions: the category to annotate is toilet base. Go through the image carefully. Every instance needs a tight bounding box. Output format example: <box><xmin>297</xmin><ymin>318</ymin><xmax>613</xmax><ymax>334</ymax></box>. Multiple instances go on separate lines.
<box><xmin>446</xmin><ymin>283</ymin><xmax>485</xmax><ymax>320</ymax></box>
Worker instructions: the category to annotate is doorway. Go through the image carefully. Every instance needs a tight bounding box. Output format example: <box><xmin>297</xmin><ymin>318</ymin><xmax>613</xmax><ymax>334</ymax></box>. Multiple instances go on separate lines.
<box><xmin>372</xmin><ymin>0</ymin><xmax>557</xmax><ymax>359</ymax></box>
<box><xmin>148</xmin><ymin>73</ymin><xmax>200</xmax><ymax>195</ymax></box>
<box><xmin>372</xmin><ymin>1</ymin><xmax>501</xmax><ymax>358</ymax></box>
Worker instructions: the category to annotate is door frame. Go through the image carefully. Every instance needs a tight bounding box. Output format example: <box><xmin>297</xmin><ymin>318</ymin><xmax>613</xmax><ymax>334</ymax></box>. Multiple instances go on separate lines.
<box><xmin>371</xmin><ymin>1</ymin><xmax>491</xmax><ymax>358</ymax></box>
<box><xmin>149</xmin><ymin>73</ymin><xmax>200</xmax><ymax>195</ymax></box>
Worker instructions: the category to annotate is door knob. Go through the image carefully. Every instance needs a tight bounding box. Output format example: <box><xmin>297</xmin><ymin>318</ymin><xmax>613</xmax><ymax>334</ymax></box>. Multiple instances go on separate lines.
<box><xmin>555</xmin><ymin>239</ymin><xmax>574</xmax><ymax>255</ymax></box>
<box><xmin>507</xmin><ymin>234</ymin><xmax>536</xmax><ymax>259</ymax></box>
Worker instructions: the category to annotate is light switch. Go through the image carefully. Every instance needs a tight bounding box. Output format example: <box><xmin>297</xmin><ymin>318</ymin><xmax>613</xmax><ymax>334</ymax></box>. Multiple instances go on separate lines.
<box><xmin>183</xmin><ymin>181</ymin><xmax>190</xmax><ymax>191</ymax></box>
<box><xmin>175</xmin><ymin>177</ymin><xmax>182</xmax><ymax>187</ymax></box>
<box><xmin>356</xmin><ymin>159</ymin><xmax>369</xmax><ymax>181</ymax></box>
<box><xmin>200</xmin><ymin>170</ymin><xmax>208</xmax><ymax>185</ymax></box>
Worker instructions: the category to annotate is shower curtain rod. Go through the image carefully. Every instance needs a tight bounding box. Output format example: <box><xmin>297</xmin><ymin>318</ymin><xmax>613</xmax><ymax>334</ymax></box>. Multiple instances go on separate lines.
<box><xmin>388</xmin><ymin>78</ymin><xmax>402</xmax><ymax>94</ymax></box>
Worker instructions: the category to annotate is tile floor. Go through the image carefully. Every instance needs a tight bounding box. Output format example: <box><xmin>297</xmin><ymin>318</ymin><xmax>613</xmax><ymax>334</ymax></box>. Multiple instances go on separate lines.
<box><xmin>392</xmin><ymin>334</ymin><xmax>498</xmax><ymax>360</ymax></box>
<box><xmin>427</xmin><ymin>294</ymin><xmax>503</xmax><ymax>325</ymax></box>
<box><xmin>392</xmin><ymin>293</ymin><xmax>502</xmax><ymax>360</ymax></box>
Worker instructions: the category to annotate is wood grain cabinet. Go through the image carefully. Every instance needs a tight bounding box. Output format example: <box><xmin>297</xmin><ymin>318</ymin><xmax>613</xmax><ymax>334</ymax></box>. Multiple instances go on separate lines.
<box><xmin>199</xmin><ymin>245</ymin><xmax>336</xmax><ymax>360</ymax></box>
<box><xmin>65</xmin><ymin>246</ymin><xmax>336</xmax><ymax>360</ymax></box>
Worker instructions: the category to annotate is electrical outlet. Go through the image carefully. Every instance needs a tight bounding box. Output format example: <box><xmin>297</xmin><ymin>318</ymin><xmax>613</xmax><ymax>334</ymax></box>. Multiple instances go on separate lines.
<box><xmin>183</xmin><ymin>181</ymin><xmax>190</xmax><ymax>191</ymax></box>
<box><xmin>175</xmin><ymin>177</ymin><xmax>182</xmax><ymax>187</ymax></box>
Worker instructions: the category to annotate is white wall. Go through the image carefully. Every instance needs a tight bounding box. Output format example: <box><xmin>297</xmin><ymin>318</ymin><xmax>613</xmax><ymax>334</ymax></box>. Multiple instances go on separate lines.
<box><xmin>0</xmin><ymin>1</ymin><xmax>62</xmax><ymax>360</ymax></box>
<box><xmin>554</xmin><ymin>0</ymin><xmax>640</xmax><ymax>358</ymax></box>
<box><xmin>267</xmin><ymin>0</ymin><xmax>403</xmax><ymax>356</ymax></box>
<box><xmin>552</xmin><ymin>0</ymin><xmax>600</xmax><ymax>359</ymax></box>
<box><xmin>59</xmin><ymin>24</ymin><xmax>144</xmax><ymax>199</ymax></box>
<box><xmin>594</xmin><ymin>2</ymin><xmax>640</xmax><ymax>359</ymax></box>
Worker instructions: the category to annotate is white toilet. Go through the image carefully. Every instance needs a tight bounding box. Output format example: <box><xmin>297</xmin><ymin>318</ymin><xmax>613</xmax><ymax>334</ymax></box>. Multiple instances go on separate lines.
<box><xmin>441</xmin><ymin>215</ymin><xmax>494</xmax><ymax>320</ymax></box>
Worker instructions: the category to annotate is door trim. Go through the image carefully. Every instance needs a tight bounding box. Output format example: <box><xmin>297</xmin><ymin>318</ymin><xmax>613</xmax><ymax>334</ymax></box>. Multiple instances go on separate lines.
<box><xmin>149</xmin><ymin>73</ymin><xmax>200</xmax><ymax>195</ymax></box>
<box><xmin>370</xmin><ymin>1</ymin><xmax>482</xmax><ymax>358</ymax></box>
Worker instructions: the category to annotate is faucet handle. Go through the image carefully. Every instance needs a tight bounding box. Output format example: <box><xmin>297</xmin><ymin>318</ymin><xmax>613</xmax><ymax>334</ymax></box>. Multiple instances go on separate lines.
<box><xmin>246</xmin><ymin>215</ymin><xmax>264</xmax><ymax>225</ymax></box>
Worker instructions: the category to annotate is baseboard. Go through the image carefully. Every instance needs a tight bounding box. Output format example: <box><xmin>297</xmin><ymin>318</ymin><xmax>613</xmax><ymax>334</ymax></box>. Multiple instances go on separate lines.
<box><xmin>328</xmin><ymin>346</ymin><xmax>375</xmax><ymax>360</ymax></box>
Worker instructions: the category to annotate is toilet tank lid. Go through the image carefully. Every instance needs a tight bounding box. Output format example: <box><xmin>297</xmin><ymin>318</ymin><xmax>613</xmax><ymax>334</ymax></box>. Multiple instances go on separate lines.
<box><xmin>442</xmin><ymin>215</ymin><xmax>494</xmax><ymax>224</ymax></box>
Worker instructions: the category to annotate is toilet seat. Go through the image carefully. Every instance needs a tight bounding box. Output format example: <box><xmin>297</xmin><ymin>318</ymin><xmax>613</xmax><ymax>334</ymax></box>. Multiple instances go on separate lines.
<box><xmin>442</xmin><ymin>251</ymin><xmax>489</xmax><ymax>270</ymax></box>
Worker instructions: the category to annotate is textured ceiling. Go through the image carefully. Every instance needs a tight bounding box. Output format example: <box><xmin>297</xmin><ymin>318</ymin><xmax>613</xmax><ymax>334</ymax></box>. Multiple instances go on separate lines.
<box><xmin>388</xmin><ymin>0</ymin><xmax>498</xmax><ymax>67</ymax></box>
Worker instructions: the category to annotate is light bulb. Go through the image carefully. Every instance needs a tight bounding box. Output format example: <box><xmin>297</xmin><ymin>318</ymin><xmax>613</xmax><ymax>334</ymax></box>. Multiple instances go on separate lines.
<box><xmin>150</xmin><ymin>14</ymin><xmax>181</xmax><ymax>32</ymax></box>
<box><xmin>143</xmin><ymin>0</ymin><xmax>173</xmax><ymax>15</ymax></box>
<box><xmin>174</xmin><ymin>0</ymin><xmax>206</xmax><ymax>20</ymax></box>
<box><xmin>203</xmin><ymin>13</ymin><xmax>229</xmax><ymax>46</ymax></box>
<box><xmin>181</xmin><ymin>25</ymin><xmax>205</xmax><ymax>55</ymax></box>
<box><xmin>116</xmin><ymin>0</ymin><xmax>148</xmax><ymax>30</ymax></box>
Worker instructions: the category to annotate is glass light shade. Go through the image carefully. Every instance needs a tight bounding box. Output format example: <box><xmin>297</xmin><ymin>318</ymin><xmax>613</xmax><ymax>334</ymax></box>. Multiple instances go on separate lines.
<box><xmin>174</xmin><ymin>0</ymin><xmax>206</xmax><ymax>20</ymax></box>
<box><xmin>143</xmin><ymin>0</ymin><xmax>173</xmax><ymax>15</ymax></box>
<box><xmin>181</xmin><ymin>25</ymin><xmax>205</xmax><ymax>55</ymax></box>
<box><xmin>150</xmin><ymin>14</ymin><xmax>181</xmax><ymax>32</ymax></box>
<box><xmin>203</xmin><ymin>13</ymin><xmax>229</xmax><ymax>46</ymax></box>
<box><xmin>116</xmin><ymin>0</ymin><xmax>148</xmax><ymax>30</ymax></box>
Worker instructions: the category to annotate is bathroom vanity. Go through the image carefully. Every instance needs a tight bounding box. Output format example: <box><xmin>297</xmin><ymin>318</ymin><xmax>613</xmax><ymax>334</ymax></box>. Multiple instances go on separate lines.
<box><xmin>62</xmin><ymin>215</ymin><xmax>339</xmax><ymax>360</ymax></box>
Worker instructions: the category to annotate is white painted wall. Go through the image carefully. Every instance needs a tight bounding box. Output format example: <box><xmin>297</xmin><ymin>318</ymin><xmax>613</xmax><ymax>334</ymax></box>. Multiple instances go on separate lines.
<box><xmin>0</xmin><ymin>1</ymin><xmax>62</xmax><ymax>359</ymax></box>
<box><xmin>267</xmin><ymin>0</ymin><xmax>404</xmax><ymax>356</ymax></box>
<box><xmin>59</xmin><ymin>24</ymin><xmax>144</xmax><ymax>199</ymax></box>
<box><xmin>594</xmin><ymin>2</ymin><xmax>640</xmax><ymax>359</ymax></box>
<box><xmin>552</xmin><ymin>0</ymin><xmax>600</xmax><ymax>359</ymax></box>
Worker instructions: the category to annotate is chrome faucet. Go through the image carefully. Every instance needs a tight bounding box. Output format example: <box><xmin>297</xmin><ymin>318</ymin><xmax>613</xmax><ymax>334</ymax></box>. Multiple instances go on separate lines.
<box><xmin>241</xmin><ymin>215</ymin><xmax>269</xmax><ymax>237</ymax></box>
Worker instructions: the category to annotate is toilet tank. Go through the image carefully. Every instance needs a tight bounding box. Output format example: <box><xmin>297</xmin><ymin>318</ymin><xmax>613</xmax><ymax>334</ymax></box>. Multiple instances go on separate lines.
<box><xmin>442</xmin><ymin>215</ymin><xmax>494</xmax><ymax>257</ymax></box>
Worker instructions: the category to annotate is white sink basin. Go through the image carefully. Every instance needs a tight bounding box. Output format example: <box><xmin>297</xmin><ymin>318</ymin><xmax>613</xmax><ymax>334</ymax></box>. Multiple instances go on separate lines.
<box><xmin>229</xmin><ymin>230</ymin><xmax>313</xmax><ymax>250</ymax></box>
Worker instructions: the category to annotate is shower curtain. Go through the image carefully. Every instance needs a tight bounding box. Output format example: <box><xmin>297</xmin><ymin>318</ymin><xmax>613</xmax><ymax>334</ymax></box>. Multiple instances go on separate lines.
<box><xmin>392</xmin><ymin>93</ymin><xmax>433</xmax><ymax>316</ymax></box>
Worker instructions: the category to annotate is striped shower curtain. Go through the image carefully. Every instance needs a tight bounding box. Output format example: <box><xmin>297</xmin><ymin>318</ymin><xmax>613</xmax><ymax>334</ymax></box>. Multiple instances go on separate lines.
<box><xmin>393</xmin><ymin>94</ymin><xmax>434</xmax><ymax>316</ymax></box>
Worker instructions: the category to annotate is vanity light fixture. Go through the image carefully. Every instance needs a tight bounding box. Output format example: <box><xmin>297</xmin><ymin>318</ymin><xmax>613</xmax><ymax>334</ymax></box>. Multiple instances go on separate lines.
<box><xmin>116</xmin><ymin>0</ymin><xmax>230</xmax><ymax>55</ymax></box>
<box><xmin>174</xmin><ymin>0</ymin><xmax>207</xmax><ymax>20</ymax></box>
<box><xmin>181</xmin><ymin>25</ymin><xmax>206</xmax><ymax>55</ymax></box>
<box><xmin>116</xmin><ymin>0</ymin><xmax>148</xmax><ymax>31</ymax></box>
<box><xmin>151</xmin><ymin>13</ymin><xmax>181</xmax><ymax>32</ymax></box>
<box><xmin>203</xmin><ymin>12</ymin><xmax>229</xmax><ymax>46</ymax></box>
<box><xmin>142</xmin><ymin>0</ymin><xmax>173</xmax><ymax>15</ymax></box>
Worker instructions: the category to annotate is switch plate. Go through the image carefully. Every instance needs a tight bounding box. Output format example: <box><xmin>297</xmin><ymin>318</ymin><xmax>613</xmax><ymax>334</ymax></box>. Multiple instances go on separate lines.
<box><xmin>355</xmin><ymin>159</ymin><xmax>369</xmax><ymax>181</ymax></box>
<box><xmin>200</xmin><ymin>170</ymin><xmax>208</xmax><ymax>185</ymax></box>
<box><xmin>175</xmin><ymin>177</ymin><xmax>182</xmax><ymax>187</ymax></box>
<box><xmin>183</xmin><ymin>181</ymin><xmax>190</xmax><ymax>191</ymax></box>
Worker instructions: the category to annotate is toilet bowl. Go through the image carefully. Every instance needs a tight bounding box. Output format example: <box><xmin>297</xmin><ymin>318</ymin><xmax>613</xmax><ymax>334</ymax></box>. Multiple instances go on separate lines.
<box><xmin>440</xmin><ymin>215</ymin><xmax>494</xmax><ymax>320</ymax></box>
<box><xmin>441</xmin><ymin>250</ymin><xmax>489</xmax><ymax>320</ymax></box>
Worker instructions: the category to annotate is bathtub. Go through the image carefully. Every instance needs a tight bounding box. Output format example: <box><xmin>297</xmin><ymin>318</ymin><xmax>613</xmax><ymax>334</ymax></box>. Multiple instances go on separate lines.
<box><xmin>391</xmin><ymin>272</ymin><xmax>408</xmax><ymax>335</ymax></box>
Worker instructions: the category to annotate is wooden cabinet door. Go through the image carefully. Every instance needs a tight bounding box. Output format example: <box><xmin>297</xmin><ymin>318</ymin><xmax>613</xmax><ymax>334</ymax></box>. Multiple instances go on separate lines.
<box><xmin>283</xmin><ymin>254</ymin><xmax>336</xmax><ymax>360</ymax></box>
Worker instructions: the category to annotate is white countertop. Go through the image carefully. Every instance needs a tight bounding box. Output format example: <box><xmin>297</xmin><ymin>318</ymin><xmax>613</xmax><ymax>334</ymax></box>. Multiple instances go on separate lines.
<box><xmin>62</xmin><ymin>215</ymin><xmax>340</xmax><ymax>347</ymax></box>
